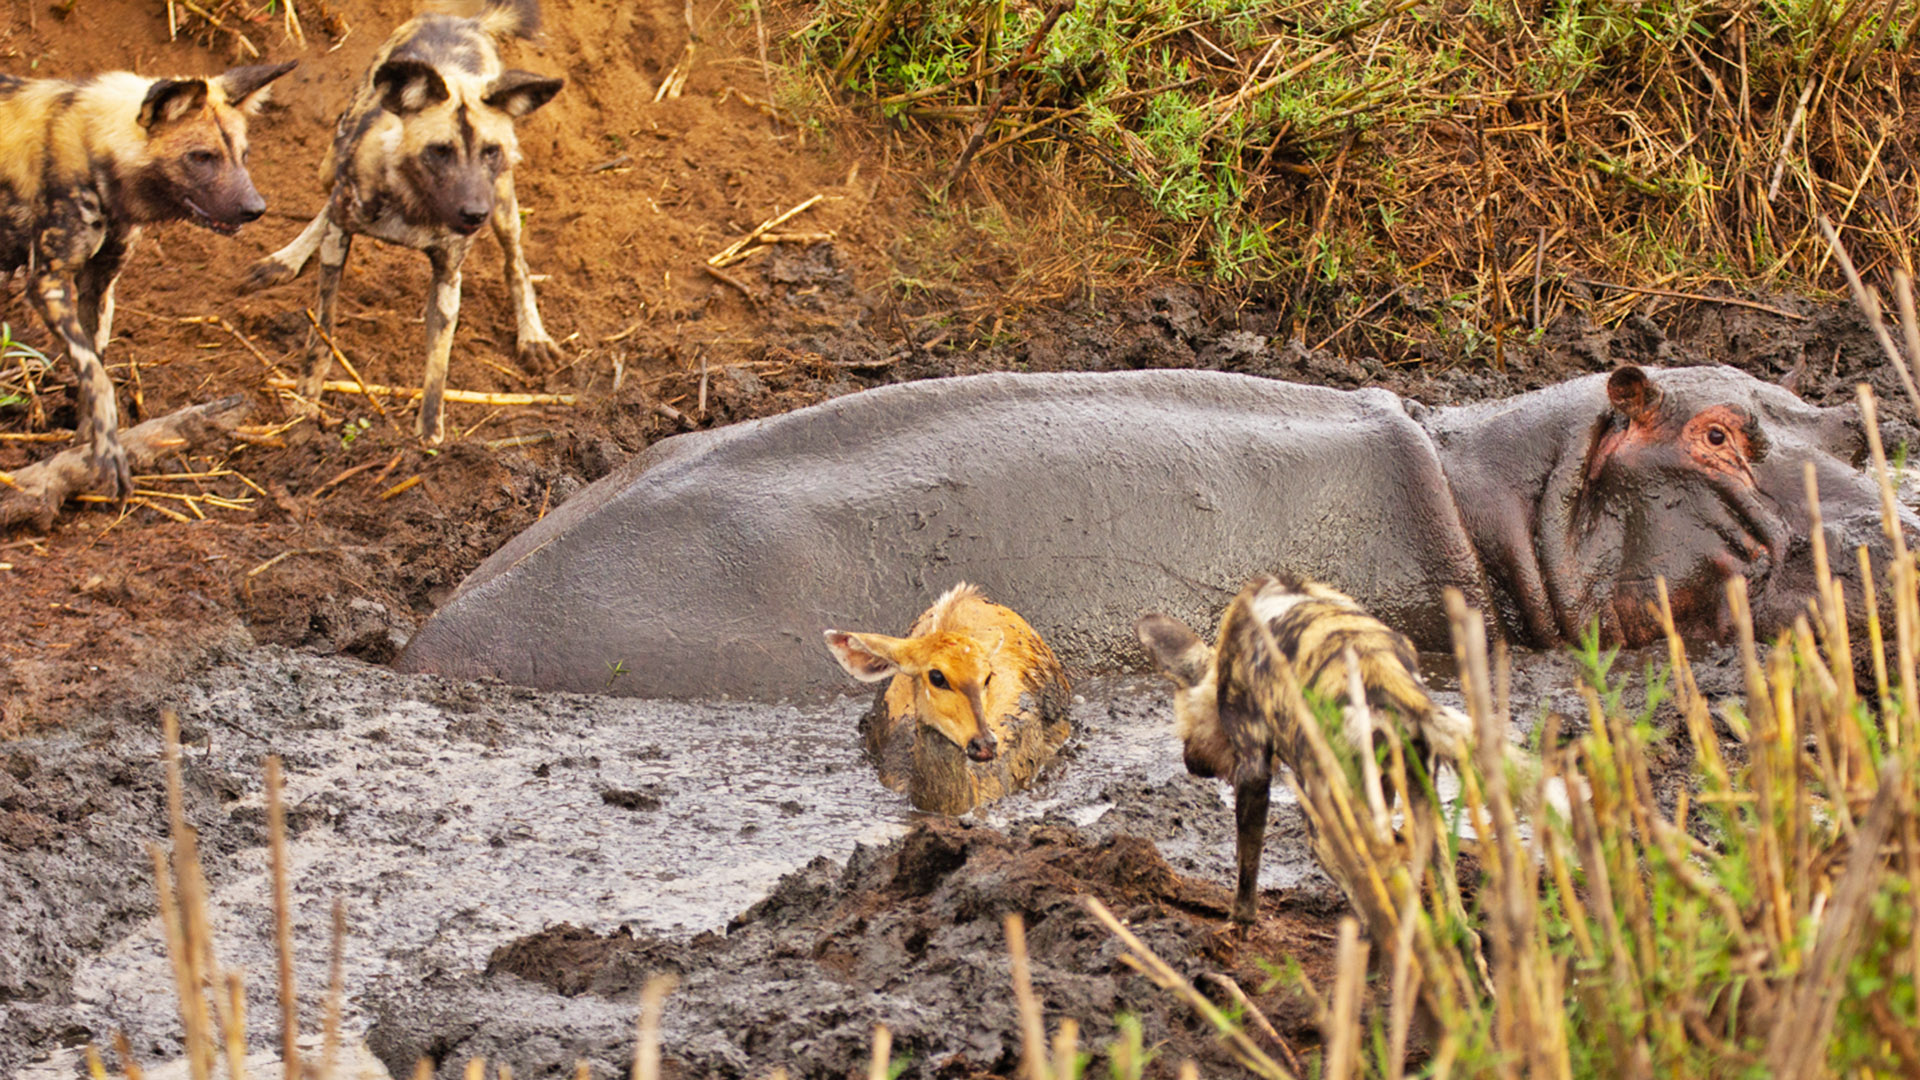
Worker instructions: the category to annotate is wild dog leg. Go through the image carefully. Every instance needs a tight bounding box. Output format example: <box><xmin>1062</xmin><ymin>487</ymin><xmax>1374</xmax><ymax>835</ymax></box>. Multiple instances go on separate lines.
<box><xmin>75</xmin><ymin>235</ymin><xmax>128</xmax><ymax>357</ymax></box>
<box><xmin>297</xmin><ymin>218</ymin><xmax>353</xmax><ymax>413</ymax></box>
<box><xmin>489</xmin><ymin>181</ymin><xmax>558</xmax><ymax>368</ymax></box>
<box><xmin>246</xmin><ymin>207</ymin><xmax>331</xmax><ymax>291</ymax></box>
<box><xmin>30</xmin><ymin>270</ymin><xmax>129</xmax><ymax>498</ymax></box>
<box><xmin>418</xmin><ymin>242</ymin><xmax>467</xmax><ymax>443</ymax></box>
<box><xmin>1232</xmin><ymin>776</ymin><xmax>1271</xmax><ymax>924</ymax></box>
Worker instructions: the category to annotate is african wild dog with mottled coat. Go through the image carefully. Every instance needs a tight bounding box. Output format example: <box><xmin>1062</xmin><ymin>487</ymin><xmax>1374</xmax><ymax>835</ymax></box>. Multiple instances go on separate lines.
<box><xmin>0</xmin><ymin>61</ymin><xmax>294</xmax><ymax>498</ymax></box>
<box><xmin>1137</xmin><ymin>575</ymin><xmax>1477</xmax><ymax>924</ymax></box>
<box><xmin>245</xmin><ymin>0</ymin><xmax>563</xmax><ymax>444</ymax></box>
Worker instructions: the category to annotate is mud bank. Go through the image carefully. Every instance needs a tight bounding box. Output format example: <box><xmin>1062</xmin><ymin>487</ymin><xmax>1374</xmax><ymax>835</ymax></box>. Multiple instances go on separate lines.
<box><xmin>4</xmin><ymin>650</ymin><xmax>1307</xmax><ymax>1076</ymax></box>
<box><xmin>2</xmin><ymin>635</ymin><xmax>1735</xmax><ymax>1078</ymax></box>
<box><xmin>368</xmin><ymin>818</ymin><xmax>1337</xmax><ymax>1080</ymax></box>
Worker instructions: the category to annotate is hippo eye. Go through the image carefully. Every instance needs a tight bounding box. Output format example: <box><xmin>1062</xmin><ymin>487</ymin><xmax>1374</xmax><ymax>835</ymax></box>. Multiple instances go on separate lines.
<box><xmin>1708</xmin><ymin>426</ymin><xmax>1729</xmax><ymax>447</ymax></box>
<box><xmin>928</xmin><ymin>669</ymin><xmax>949</xmax><ymax>690</ymax></box>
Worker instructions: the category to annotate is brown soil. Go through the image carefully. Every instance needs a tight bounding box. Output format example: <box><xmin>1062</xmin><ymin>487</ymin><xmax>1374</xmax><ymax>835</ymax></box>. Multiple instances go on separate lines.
<box><xmin>0</xmin><ymin>0</ymin><xmax>893</xmax><ymax>729</ymax></box>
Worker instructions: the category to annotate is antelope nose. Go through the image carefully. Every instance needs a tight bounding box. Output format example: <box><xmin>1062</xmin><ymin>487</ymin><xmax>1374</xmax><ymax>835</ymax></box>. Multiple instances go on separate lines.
<box><xmin>966</xmin><ymin>732</ymin><xmax>997</xmax><ymax>762</ymax></box>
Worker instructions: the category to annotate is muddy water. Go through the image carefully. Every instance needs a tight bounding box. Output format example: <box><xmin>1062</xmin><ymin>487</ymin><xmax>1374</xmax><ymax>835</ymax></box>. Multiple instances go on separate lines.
<box><xmin>7</xmin><ymin>637</ymin><xmax>1644</xmax><ymax>1076</ymax></box>
<box><xmin>10</xmin><ymin>653</ymin><xmax>1297</xmax><ymax>1072</ymax></box>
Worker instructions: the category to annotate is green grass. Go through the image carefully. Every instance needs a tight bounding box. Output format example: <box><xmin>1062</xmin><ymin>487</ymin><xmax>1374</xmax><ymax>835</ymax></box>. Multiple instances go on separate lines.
<box><xmin>765</xmin><ymin>0</ymin><xmax>1915</xmax><ymax>354</ymax></box>
<box><xmin>0</xmin><ymin>324</ymin><xmax>49</xmax><ymax>411</ymax></box>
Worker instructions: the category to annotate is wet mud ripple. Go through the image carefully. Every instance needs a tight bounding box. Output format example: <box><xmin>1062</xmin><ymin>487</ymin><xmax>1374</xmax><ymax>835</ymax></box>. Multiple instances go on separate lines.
<box><xmin>368</xmin><ymin>818</ymin><xmax>1342</xmax><ymax>1079</ymax></box>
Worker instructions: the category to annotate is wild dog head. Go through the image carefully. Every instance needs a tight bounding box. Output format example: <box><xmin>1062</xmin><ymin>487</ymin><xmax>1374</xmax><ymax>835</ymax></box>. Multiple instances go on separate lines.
<box><xmin>372</xmin><ymin>56</ymin><xmax>561</xmax><ymax>235</ymax></box>
<box><xmin>1134</xmin><ymin>612</ymin><xmax>1229</xmax><ymax>777</ymax></box>
<box><xmin>825</xmin><ymin>628</ymin><xmax>1003</xmax><ymax>762</ymax></box>
<box><xmin>129</xmin><ymin>61</ymin><xmax>297</xmax><ymax>233</ymax></box>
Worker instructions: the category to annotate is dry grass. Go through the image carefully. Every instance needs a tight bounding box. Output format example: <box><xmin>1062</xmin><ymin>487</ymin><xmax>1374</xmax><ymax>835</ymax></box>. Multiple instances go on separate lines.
<box><xmin>766</xmin><ymin>0</ymin><xmax>1917</xmax><ymax>359</ymax></box>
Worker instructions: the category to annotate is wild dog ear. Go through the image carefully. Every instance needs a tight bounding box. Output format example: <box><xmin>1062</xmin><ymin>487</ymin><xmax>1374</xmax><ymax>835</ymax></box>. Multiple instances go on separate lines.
<box><xmin>824</xmin><ymin>630</ymin><xmax>906</xmax><ymax>683</ymax></box>
<box><xmin>218</xmin><ymin>60</ymin><xmax>298</xmax><ymax>114</ymax></box>
<box><xmin>373</xmin><ymin>58</ymin><xmax>451</xmax><ymax>115</ymax></box>
<box><xmin>483</xmin><ymin>70</ymin><xmax>563</xmax><ymax>118</ymax></box>
<box><xmin>139</xmin><ymin>78</ymin><xmax>209</xmax><ymax>130</ymax></box>
<box><xmin>1135</xmin><ymin>614</ymin><xmax>1211</xmax><ymax>688</ymax></box>
<box><xmin>1607</xmin><ymin>366</ymin><xmax>1663</xmax><ymax>425</ymax></box>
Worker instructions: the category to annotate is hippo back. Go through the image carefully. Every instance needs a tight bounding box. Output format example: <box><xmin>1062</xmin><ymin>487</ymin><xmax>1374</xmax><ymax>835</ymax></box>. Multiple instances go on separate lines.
<box><xmin>398</xmin><ymin>370</ymin><xmax>1487</xmax><ymax>700</ymax></box>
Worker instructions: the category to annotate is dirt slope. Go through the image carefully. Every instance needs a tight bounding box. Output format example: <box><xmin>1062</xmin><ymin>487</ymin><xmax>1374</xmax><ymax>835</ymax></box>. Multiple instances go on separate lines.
<box><xmin>0</xmin><ymin>0</ymin><xmax>884</xmax><ymax>729</ymax></box>
<box><xmin>1</xmin><ymin>0</ymin><xmax>1912</xmax><ymax>730</ymax></box>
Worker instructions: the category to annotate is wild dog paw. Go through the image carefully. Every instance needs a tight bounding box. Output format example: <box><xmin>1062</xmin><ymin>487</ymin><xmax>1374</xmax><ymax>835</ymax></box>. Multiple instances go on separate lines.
<box><xmin>415</xmin><ymin>406</ymin><xmax>447</xmax><ymax>446</ymax></box>
<box><xmin>89</xmin><ymin>436</ymin><xmax>133</xmax><ymax>501</ymax></box>
<box><xmin>517</xmin><ymin>337</ymin><xmax>562</xmax><ymax>371</ymax></box>
<box><xmin>241</xmin><ymin>257</ymin><xmax>296</xmax><ymax>292</ymax></box>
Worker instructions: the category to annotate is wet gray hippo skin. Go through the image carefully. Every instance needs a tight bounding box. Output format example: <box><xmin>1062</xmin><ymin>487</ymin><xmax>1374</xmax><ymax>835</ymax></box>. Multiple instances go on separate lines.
<box><xmin>396</xmin><ymin>365</ymin><xmax>1913</xmax><ymax>700</ymax></box>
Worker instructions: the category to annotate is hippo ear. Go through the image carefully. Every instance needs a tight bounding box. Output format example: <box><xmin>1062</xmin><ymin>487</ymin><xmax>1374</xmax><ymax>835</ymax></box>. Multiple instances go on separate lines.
<box><xmin>1608</xmin><ymin>366</ymin><xmax>1663</xmax><ymax>424</ymax></box>
<box><xmin>1136</xmin><ymin>614</ymin><xmax>1211</xmax><ymax>689</ymax></box>
<box><xmin>824</xmin><ymin>630</ymin><xmax>904</xmax><ymax>683</ymax></box>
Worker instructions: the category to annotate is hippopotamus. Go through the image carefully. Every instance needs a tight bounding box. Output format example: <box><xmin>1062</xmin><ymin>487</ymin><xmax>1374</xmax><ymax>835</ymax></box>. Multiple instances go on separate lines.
<box><xmin>396</xmin><ymin>365</ymin><xmax>1915</xmax><ymax>700</ymax></box>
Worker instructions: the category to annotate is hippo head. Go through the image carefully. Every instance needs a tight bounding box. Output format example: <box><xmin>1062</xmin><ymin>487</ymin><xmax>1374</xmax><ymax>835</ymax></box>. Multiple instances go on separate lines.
<box><xmin>1537</xmin><ymin>365</ymin><xmax>1917</xmax><ymax>646</ymax></box>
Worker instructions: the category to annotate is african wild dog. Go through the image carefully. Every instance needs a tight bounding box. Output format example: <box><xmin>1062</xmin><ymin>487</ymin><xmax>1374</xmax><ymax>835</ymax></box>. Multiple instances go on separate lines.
<box><xmin>0</xmin><ymin>61</ymin><xmax>295</xmax><ymax>497</ymax></box>
<box><xmin>825</xmin><ymin>583</ymin><xmax>1072</xmax><ymax>815</ymax></box>
<box><xmin>1137</xmin><ymin>575</ymin><xmax>1477</xmax><ymax>924</ymax></box>
<box><xmin>245</xmin><ymin>0</ymin><xmax>563</xmax><ymax>444</ymax></box>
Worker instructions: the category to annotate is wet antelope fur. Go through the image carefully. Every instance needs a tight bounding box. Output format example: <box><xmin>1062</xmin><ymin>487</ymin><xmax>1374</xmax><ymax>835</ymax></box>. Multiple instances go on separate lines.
<box><xmin>0</xmin><ymin>60</ymin><xmax>294</xmax><ymax>497</ymax></box>
<box><xmin>1137</xmin><ymin>575</ymin><xmax>1475</xmax><ymax>923</ymax></box>
<box><xmin>245</xmin><ymin>0</ymin><xmax>563</xmax><ymax>443</ymax></box>
<box><xmin>825</xmin><ymin>583</ymin><xmax>1072</xmax><ymax>816</ymax></box>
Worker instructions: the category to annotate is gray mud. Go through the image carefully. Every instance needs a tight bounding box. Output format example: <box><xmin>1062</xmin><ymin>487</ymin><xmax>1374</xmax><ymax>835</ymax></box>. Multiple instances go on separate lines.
<box><xmin>2</xmin><ymin>635</ymin><xmax>1733</xmax><ymax>1078</ymax></box>
<box><xmin>2</xmin><ymin>651</ymin><xmax>1298</xmax><ymax>1076</ymax></box>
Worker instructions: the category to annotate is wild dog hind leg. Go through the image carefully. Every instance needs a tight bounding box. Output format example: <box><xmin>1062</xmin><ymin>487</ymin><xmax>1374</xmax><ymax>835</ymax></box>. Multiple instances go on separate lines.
<box><xmin>417</xmin><ymin>241</ymin><xmax>469</xmax><ymax>444</ymax></box>
<box><xmin>489</xmin><ymin>180</ymin><xmax>558</xmax><ymax>368</ymax></box>
<box><xmin>1232</xmin><ymin>776</ymin><xmax>1271</xmax><ymax>924</ymax></box>
<box><xmin>296</xmin><ymin>218</ymin><xmax>353</xmax><ymax>413</ymax></box>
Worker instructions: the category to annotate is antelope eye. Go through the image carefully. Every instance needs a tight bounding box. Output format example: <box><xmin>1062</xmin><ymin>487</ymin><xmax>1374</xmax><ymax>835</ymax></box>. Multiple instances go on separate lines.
<box><xmin>928</xmin><ymin>669</ymin><xmax>949</xmax><ymax>690</ymax></box>
<box><xmin>1707</xmin><ymin>426</ymin><xmax>1728</xmax><ymax>447</ymax></box>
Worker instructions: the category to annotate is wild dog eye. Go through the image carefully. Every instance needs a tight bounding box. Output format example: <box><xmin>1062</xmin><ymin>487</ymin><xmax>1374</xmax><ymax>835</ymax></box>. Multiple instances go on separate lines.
<box><xmin>187</xmin><ymin>149</ymin><xmax>220</xmax><ymax>167</ymax></box>
<box><xmin>481</xmin><ymin>144</ymin><xmax>503</xmax><ymax>165</ymax></box>
<box><xmin>425</xmin><ymin>142</ymin><xmax>456</xmax><ymax>163</ymax></box>
<box><xmin>1707</xmin><ymin>426</ymin><xmax>1729</xmax><ymax>447</ymax></box>
<box><xmin>984</xmin><ymin>672</ymin><xmax>994</xmax><ymax>686</ymax></box>
<box><xmin>928</xmin><ymin>669</ymin><xmax>949</xmax><ymax>690</ymax></box>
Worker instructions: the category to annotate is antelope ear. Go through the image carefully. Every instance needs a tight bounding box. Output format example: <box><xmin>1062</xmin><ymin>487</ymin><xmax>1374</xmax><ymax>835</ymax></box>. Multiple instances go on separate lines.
<box><xmin>1607</xmin><ymin>366</ymin><xmax>1662</xmax><ymax>424</ymax></box>
<box><xmin>1135</xmin><ymin>614</ymin><xmax>1211</xmax><ymax>689</ymax></box>
<box><xmin>824</xmin><ymin>630</ymin><xmax>904</xmax><ymax>683</ymax></box>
